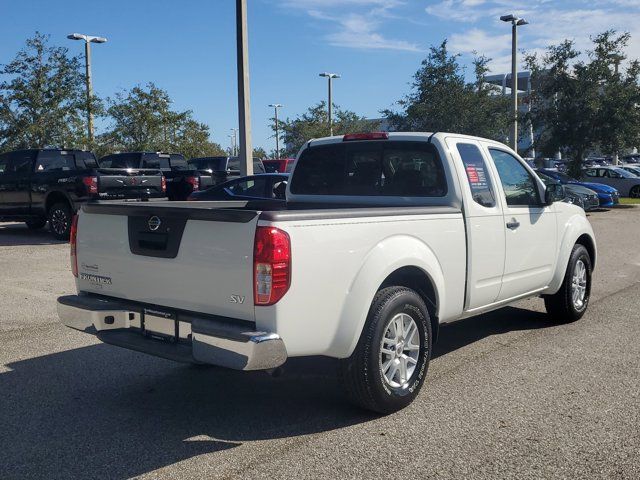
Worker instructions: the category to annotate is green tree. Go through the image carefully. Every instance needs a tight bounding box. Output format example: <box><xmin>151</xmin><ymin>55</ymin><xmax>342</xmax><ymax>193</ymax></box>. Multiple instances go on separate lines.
<box><xmin>525</xmin><ymin>31</ymin><xmax>640</xmax><ymax>177</ymax></box>
<box><xmin>101</xmin><ymin>83</ymin><xmax>222</xmax><ymax>158</ymax></box>
<box><xmin>253</xmin><ymin>146</ymin><xmax>267</xmax><ymax>159</ymax></box>
<box><xmin>0</xmin><ymin>32</ymin><xmax>91</xmax><ymax>151</ymax></box>
<box><xmin>274</xmin><ymin>101</ymin><xmax>379</xmax><ymax>156</ymax></box>
<box><xmin>383</xmin><ymin>40</ymin><xmax>510</xmax><ymax>143</ymax></box>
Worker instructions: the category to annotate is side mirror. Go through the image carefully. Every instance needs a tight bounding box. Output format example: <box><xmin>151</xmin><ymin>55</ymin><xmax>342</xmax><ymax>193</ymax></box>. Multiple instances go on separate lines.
<box><xmin>544</xmin><ymin>183</ymin><xmax>566</xmax><ymax>205</ymax></box>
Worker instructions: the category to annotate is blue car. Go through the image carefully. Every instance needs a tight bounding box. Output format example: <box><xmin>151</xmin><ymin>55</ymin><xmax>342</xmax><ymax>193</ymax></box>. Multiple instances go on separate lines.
<box><xmin>538</xmin><ymin>168</ymin><xmax>620</xmax><ymax>207</ymax></box>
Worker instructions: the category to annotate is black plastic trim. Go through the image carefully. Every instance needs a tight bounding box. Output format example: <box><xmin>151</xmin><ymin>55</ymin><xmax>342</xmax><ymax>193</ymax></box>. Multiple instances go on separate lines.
<box><xmin>82</xmin><ymin>201</ymin><xmax>259</xmax><ymax>223</ymax></box>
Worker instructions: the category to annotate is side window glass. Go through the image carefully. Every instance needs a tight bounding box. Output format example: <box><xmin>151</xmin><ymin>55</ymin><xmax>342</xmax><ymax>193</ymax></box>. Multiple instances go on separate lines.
<box><xmin>9</xmin><ymin>152</ymin><xmax>34</xmax><ymax>173</ymax></box>
<box><xmin>456</xmin><ymin>143</ymin><xmax>495</xmax><ymax>207</ymax></box>
<box><xmin>489</xmin><ymin>149</ymin><xmax>541</xmax><ymax>207</ymax></box>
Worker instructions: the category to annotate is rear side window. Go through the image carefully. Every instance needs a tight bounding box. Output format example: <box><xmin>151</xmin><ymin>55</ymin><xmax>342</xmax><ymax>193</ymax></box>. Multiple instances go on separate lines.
<box><xmin>290</xmin><ymin>141</ymin><xmax>447</xmax><ymax>197</ymax></box>
<box><xmin>35</xmin><ymin>151</ymin><xmax>75</xmax><ymax>172</ymax></box>
<box><xmin>456</xmin><ymin>143</ymin><xmax>495</xmax><ymax>207</ymax></box>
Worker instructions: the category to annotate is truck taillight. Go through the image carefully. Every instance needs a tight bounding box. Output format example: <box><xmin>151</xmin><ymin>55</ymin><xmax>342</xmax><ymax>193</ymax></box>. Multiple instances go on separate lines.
<box><xmin>254</xmin><ymin>227</ymin><xmax>291</xmax><ymax>306</ymax></box>
<box><xmin>161</xmin><ymin>176</ymin><xmax>167</xmax><ymax>193</ymax></box>
<box><xmin>82</xmin><ymin>176</ymin><xmax>98</xmax><ymax>194</ymax></box>
<box><xmin>70</xmin><ymin>215</ymin><xmax>79</xmax><ymax>277</ymax></box>
<box><xmin>186</xmin><ymin>176</ymin><xmax>200</xmax><ymax>192</ymax></box>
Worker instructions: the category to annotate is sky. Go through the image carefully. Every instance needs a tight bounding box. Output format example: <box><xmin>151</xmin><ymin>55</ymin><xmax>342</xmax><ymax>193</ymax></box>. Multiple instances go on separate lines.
<box><xmin>2</xmin><ymin>0</ymin><xmax>640</xmax><ymax>154</ymax></box>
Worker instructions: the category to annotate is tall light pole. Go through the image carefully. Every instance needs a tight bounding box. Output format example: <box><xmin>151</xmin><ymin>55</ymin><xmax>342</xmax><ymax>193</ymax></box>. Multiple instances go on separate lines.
<box><xmin>230</xmin><ymin>128</ymin><xmax>238</xmax><ymax>156</ymax></box>
<box><xmin>319</xmin><ymin>72</ymin><xmax>340</xmax><ymax>135</ymax></box>
<box><xmin>67</xmin><ymin>33</ymin><xmax>107</xmax><ymax>149</ymax></box>
<box><xmin>236</xmin><ymin>0</ymin><xmax>253</xmax><ymax>175</ymax></box>
<box><xmin>500</xmin><ymin>15</ymin><xmax>528</xmax><ymax>152</ymax></box>
<box><xmin>269</xmin><ymin>104</ymin><xmax>283</xmax><ymax>158</ymax></box>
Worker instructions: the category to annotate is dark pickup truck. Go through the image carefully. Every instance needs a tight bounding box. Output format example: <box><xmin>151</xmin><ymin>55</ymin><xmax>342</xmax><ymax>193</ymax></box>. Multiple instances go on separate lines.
<box><xmin>100</xmin><ymin>152</ymin><xmax>199</xmax><ymax>201</ymax></box>
<box><xmin>0</xmin><ymin>149</ymin><xmax>166</xmax><ymax>239</ymax></box>
<box><xmin>187</xmin><ymin>156</ymin><xmax>265</xmax><ymax>189</ymax></box>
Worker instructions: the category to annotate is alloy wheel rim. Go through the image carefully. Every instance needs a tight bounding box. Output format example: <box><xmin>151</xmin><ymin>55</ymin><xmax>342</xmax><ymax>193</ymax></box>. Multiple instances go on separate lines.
<box><xmin>51</xmin><ymin>209</ymin><xmax>68</xmax><ymax>235</ymax></box>
<box><xmin>571</xmin><ymin>259</ymin><xmax>588</xmax><ymax>310</ymax></box>
<box><xmin>379</xmin><ymin>313</ymin><xmax>420</xmax><ymax>389</ymax></box>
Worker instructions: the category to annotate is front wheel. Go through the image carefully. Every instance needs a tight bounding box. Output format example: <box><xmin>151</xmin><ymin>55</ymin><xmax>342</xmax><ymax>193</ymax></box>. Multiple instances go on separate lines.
<box><xmin>48</xmin><ymin>202</ymin><xmax>72</xmax><ymax>240</ymax></box>
<box><xmin>629</xmin><ymin>185</ymin><xmax>640</xmax><ymax>198</ymax></box>
<box><xmin>544</xmin><ymin>244</ymin><xmax>592</xmax><ymax>323</ymax></box>
<box><xmin>340</xmin><ymin>286</ymin><xmax>431</xmax><ymax>414</ymax></box>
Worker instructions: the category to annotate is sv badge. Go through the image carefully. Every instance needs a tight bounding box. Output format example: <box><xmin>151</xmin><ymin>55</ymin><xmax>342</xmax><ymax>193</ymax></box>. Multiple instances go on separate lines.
<box><xmin>229</xmin><ymin>294</ymin><xmax>245</xmax><ymax>304</ymax></box>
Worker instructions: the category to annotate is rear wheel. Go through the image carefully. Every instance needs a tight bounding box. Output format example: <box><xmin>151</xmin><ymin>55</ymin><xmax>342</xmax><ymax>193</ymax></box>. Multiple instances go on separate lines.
<box><xmin>25</xmin><ymin>218</ymin><xmax>46</xmax><ymax>230</ymax></box>
<box><xmin>48</xmin><ymin>202</ymin><xmax>72</xmax><ymax>240</ymax></box>
<box><xmin>340</xmin><ymin>286</ymin><xmax>431</xmax><ymax>414</ymax></box>
<box><xmin>544</xmin><ymin>244</ymin><xmax>592</xmax><ymax>323</ymax></box>
<box><xmin>629</xmin><ymin>185</ymin><xmax>640</xmax><ymax>198</ymax></box>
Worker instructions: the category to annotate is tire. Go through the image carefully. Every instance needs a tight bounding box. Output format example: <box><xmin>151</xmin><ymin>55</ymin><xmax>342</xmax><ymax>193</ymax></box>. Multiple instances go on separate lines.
<box><xmin>25</xmin><ymin>218</ymin><xmax>46</xmax><ymax>230</ymax></box>
<box><xmin>48</xmin><ymin>202</ymin><xmax>72</xmax><ymax>240</ymax></box>
<box><xmin>544</xmin><ymin>244</ymin><xmax>592</xmax><ymax>323</ymax></box>
<box><xmin>629</xmin><ymin>185</ymin><xmax>640</xmax><ymax>198</ymax></box>
<box><xmin>340</xmin><ymin>286</ymin><xmax>432</xmax><ymax>414</ymax></box>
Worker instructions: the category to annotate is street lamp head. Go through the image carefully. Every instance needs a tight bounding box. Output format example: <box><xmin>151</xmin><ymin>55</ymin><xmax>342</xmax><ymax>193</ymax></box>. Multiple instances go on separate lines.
<box><xmin>67</xmin><ymin>33</ymin><xmax>85</xmax><ymax>41</ymax></box>
<box><xmin>500</xmin><ymin>14</ymin><xmax>516</xmax><ymax>22</ymax></box>
<box><xmin>516</xmin><ymin>18</ymin><xmax>528</xmax><ymax>26</ymax></box>
<box><xmin>90</xmin><ymin>37</ymin><xmax>108</xmax><ymax>44</ymax></box>
<box><xmin>269</xmin><ymin>103</ymin><xmax>283</xmax><ymax>108</ymax></box>
<box><xmin>319</xmin><ymin>72</ymin><xmax>340</xmax><ymax>79</ymax></box>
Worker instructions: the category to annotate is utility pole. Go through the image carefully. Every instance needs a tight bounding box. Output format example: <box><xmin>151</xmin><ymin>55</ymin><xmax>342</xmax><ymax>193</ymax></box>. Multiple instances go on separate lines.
<box><xmin>230</xmin><ymin>128</ymin><xmax>238</xmax><ymax>156</ymax></box>
<box><xmin>500</xmin><ymin>15</ymin><xmax>528</xmax><ymax>153</ymax></box>
<box><xmin>67</xmin><ymin>33</ymin><xmax>107</xmax><ymax>149</ymax></box>
<box><xmin>319</xmin><ymin>72</ymin><xmax>340</xmax><ymax>136</ymax></box>
<box><xmin>236</xmin><ymin>0</ymin><xmax>253</xmax><ymax>175</ymax></box>
<box><xmin>269</xmin><ymin>104</ymin><xmax>283</xmax><ymax>158</ymax></box>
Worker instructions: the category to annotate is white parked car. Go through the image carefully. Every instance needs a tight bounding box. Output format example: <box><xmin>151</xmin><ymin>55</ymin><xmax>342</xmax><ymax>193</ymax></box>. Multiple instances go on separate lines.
<box><xmin>58</xmin><ymin>132</ymin><xmax>597</xmax><ymax>413</ymax></box>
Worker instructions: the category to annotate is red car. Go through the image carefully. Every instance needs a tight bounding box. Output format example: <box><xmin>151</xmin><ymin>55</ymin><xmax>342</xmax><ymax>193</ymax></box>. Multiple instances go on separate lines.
<box><xmin>262</xmin><ymin>158</ymin><xmax>295</xmax><ymax>173</ymax></box>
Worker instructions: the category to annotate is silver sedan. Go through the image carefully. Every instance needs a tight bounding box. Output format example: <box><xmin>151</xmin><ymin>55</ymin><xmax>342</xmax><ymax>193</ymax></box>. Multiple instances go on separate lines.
<box><xmin>582</xmin><ymin>166</ymin><xmax>640</xmax><ymax>198</ymax></box>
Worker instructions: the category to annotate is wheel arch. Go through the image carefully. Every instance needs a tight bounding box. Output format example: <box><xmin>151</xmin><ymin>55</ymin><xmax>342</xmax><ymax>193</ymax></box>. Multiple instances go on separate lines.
<box><xmin>332</xmin><ymin>234</ymin><xmax>445</xmax><ymax>358</ymax></box>
<box><xmin>545</xmin><ymin>213</ymin><xmax>597</xmax><ymax>294</ymax></box>
<box><xmin>45</xmin><ymin>190</ymin><xmax>73</xmax><ymax>214</ymax></box>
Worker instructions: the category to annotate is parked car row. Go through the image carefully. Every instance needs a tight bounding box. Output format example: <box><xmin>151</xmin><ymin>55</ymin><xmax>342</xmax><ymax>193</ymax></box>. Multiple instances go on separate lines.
<box><xmin>0</xmin><ymin>147</ymin><xmax>273</xmax><ymax>238</ymax></box>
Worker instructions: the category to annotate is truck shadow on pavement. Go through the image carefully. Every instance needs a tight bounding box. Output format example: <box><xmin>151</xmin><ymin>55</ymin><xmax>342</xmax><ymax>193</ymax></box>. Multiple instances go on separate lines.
<box><xmin>0</xmin><ymin>223</ymin><xmax>65</xmax><ymax>246</ymax></box>
<box><xmin>0</xmin><ymin>306</ymin><xmax>550</xmax><ymax>479</ymax></box>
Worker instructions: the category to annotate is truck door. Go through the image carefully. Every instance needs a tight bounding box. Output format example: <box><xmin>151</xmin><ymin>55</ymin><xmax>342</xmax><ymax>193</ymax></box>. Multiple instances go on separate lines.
<box><xmin>447</xmin><ymin>138</ymin><xmax>505</xmax><ymax>310</ymax></box>
<box><xmin>0</xmin><ymin>151</ymin><xmax>34</xmax><ymax>215</ymax></box>
<box><xmin>486</xmin><ymin>147</ymin><xmax>557</xmax><ymax>301</ymax></box>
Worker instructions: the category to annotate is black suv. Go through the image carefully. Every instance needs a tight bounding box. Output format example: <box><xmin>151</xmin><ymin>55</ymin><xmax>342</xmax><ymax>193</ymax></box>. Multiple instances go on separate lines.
<box><xmin>0</xmin><ymin>149</ymin><xmax>166</xmax><ymax>239</ymax></box>
<box><xmin>100</xmin><ymin>152</ymin><xmax>199</xmax><ymax>201</ymax></box>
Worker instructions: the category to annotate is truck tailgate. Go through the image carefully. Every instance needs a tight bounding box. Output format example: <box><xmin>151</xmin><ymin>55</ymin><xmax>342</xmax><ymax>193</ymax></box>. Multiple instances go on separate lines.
<box><xmin>96</xmin><ymin>168</ymin><xmax>164</xmax><ymax>199</ymax></box>
<box><xmin>75</xmin><ymin>202</ymin><xmax>259</xmax><ymax>322</ymax></box>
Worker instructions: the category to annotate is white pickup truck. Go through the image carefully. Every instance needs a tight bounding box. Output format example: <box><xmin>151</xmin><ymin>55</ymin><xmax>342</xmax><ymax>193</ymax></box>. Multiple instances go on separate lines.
<box><xmin>58</xmin><ymin>132</ymin><xmax>596</xmax><ymax>413</ymax></box>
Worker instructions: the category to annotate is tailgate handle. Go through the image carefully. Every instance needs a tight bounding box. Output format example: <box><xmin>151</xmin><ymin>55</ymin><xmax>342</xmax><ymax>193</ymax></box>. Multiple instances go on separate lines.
<box><xmin>137</xmin><ymin>232</ymin><xmax>168</xmax><ymax>251</ymax></box>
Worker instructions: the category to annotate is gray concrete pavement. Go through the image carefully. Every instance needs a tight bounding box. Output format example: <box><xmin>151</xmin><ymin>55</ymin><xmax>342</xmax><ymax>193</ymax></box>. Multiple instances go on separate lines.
<box><xmin>1</xmin><ymin>208</ymin><xmax>639</xmax><ymax>479</ymax></box>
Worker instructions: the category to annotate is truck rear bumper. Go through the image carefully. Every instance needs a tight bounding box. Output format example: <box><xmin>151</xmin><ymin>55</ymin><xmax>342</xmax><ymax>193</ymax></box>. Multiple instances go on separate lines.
<box><xmin>57</xmin><ymin>295</ymin><xmax>287</xmax><ymax>371</ymax></box>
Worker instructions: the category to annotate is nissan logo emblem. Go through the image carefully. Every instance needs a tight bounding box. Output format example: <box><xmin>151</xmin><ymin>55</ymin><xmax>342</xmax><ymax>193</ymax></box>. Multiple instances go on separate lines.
<box><xmin>148</xmin><ymin>216</ymin><xmax>161</xmax><ymax>231</ymax></box>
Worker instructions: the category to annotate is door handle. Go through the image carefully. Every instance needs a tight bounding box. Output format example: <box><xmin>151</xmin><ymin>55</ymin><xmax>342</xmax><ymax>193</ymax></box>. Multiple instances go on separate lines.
<box><xmin>506</xmin><ymin>220</ymin><xmax>520</xmax><ymax>230</ymax></box>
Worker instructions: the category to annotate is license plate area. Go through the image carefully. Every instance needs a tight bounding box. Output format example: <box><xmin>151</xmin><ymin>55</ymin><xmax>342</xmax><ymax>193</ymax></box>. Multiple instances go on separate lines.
<box><xmin>143</xmin><ymin>309</ymin><xmax>192</xmax><ymax>343</ymax></box>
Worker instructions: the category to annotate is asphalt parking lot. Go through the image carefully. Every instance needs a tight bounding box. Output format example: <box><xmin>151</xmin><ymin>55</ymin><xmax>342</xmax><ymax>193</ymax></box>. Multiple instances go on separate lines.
<box><xmin>1</xmin><ymin>208</ymin><xmax>639</xmax><ymax>480</ymax></box>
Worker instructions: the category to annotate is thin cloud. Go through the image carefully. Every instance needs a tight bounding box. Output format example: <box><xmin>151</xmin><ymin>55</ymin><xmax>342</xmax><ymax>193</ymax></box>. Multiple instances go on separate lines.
<box><xmin>276</xmin><ymin>0</ymin><xmax>421</xmax><ymax>52</ymax></box>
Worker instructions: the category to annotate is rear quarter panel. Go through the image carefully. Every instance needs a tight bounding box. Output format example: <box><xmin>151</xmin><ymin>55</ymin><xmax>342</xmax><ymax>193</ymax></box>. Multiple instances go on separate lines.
<box><xmin>254</xmin><ymin>212</ymin><xmax>466</xmax><ymax>358</ymax></box>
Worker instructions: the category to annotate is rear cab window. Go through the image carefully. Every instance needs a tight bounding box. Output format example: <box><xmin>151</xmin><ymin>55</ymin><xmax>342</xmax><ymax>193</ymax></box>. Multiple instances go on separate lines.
<box><xmin>290</xmin><ymin>141</ymin><xmax>447</xmax><ymax>197</ymax></box>
<box><xmin>35</xmin><ymin>151</ymin><xmax>76</xmax><ymax>172</ymax></box>
<box><xmin>142</xmin><ymin>153</ymin><xmax>171</xmax><ymax>170</ymax></box>
<box><xmin>99</xmin><ymin>153</ymin><xmax>141</xmax><ymax>169</ymax></box>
